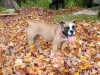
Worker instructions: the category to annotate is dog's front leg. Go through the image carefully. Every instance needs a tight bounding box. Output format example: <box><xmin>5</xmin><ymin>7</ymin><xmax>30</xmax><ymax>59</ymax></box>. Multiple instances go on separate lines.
<box><xmin>51</xmin><ymin>36</ymin><xmax>61</xmax><ymax>53</ymax></box>
<box><xmin>50</xmin><ymin>35</ymin><xmax>62</xmax><ymax>57</ymax></box>
<box><xmin>61</xmin><ymin>41</ymin><xmax>67</xmax><ymax>50</ymax></box>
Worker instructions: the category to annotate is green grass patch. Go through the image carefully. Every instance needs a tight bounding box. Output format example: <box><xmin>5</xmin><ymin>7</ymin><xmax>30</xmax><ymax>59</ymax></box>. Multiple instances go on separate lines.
<box><xmin>65</xmin><ymin>0</ymin><xmax>85</xmax><ymax>8</ymax></box>
<box><xmin>0</xmin><ymin>7</ymin><xmax>6</xmax><ymax>12</ymax></box>
<box><xmin>0</xmin><ymin>1</ymin><xmax>6</xmax><ymax>12</ymax></box>
<box><xmin>21</xmin><ymin>0</ymin><xmax>51</xmax><ymax>9</ymax></box>
<box><xmin>21</xmin><ymin>0</ymin><xmax>85</xmax><ymax>9</ymax></box>
<box><xmin>52</xmin><ymin>13</ymin><xmax>100</xmax><ymax>22</ymax></box>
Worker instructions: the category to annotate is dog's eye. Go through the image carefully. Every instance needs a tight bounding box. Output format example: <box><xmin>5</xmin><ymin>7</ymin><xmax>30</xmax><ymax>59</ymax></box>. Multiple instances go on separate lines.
<box><xmin>72</xmin><ymin>26</ymin><xmax>76</xmax><ymax>29</ymax></box>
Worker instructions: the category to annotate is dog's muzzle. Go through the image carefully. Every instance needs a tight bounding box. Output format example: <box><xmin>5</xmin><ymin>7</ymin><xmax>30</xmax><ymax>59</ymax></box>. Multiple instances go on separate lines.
<box><xmin>62</xmin><ymin>29</ymin><xmax>75</xmax><ymax>43</ymax></box>
<box><xmin>68</xmin><ymin>30</ymin><xmax>75</xmax><ymax>43</ymax></box>
<box><xmin>69</xmin><ymin>30</ymin><xmax>75</xmax><ymax>36</ymax></box>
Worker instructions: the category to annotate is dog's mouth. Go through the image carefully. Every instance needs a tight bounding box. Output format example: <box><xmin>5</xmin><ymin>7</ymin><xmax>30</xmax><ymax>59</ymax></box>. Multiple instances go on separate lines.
<box><xmin>67</xmin><ymin>35</ymin><xmax>74</xmax><ymax>44</ymax></box>
<box><xmin>62</xmin><ymin>30</ymin><xmax>75</xmax><ymax>44</ymax></box>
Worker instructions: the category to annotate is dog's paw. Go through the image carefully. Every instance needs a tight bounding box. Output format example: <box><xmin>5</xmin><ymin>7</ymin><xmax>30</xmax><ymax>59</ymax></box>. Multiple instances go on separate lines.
<box><xmin>50</xmin><ymin>51</ymin><xmax>61</xmax><ymax>58</ymax></box>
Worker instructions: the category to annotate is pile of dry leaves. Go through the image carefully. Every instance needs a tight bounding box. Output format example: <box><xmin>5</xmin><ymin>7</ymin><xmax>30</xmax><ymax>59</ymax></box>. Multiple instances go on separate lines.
<box><xmin>0</xmin><ymin>7</ymin><xmax>100</xmax><ymax>75</ymax></box>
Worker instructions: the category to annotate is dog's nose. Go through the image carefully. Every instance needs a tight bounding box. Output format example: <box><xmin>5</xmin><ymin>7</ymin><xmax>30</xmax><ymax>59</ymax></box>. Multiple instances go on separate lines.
<box><xmin>70</xmin><ymin>30</ymin><xmax>74</xmax><ymax>34</ymax></box>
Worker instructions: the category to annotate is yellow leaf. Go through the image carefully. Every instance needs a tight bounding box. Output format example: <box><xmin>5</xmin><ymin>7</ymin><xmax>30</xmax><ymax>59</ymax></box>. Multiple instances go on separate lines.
<box><xmin>24</xmin><ymin>56</ymin><xmax>32</xmax><ymax>62</ymax></box>
<box><xmin>80</xmin><ymin>62</ymin><xmax>90</xmax><ymax>70</ymax></box>
<box><xmin>73</xmin><ymin>44</ymin><xmax>77</xmax><ymax>48</ymax></box>
<box><xmin>97</xmin><ymin>61</ymin><xmax>100</xmax><ymax>67</ymax></box>
<box><xmin>6</xmin><ymin>67</ymin><xmax>13</xmax><ymax>73</ymax></box>
<box><xmin>30</xmin><ymin>45</ymin><xmax>36</xmax><ymax>52</ymax></box>
<box><xmin>63</xmin><ymin>69</ymin><xmax>68</xmax><ymax>72</ymax></box>
<box><xmin>41</xmin><ymin>45</ymin><xmax>47</xmax><ymax>49</ymax></box>
<box><xmin>0</xmin><ymin>56</ymin><xmax>5</xmax><ymax>63</ymax></box>
<box><xmin>0</xmin><ymin>22</ymin><xmax>4</xmax><ymax>27</ymax></box>
<box><xmin>75</xmin><ymin>71</ymin><xmax>79</xmax><ymax>75</ymax></box>
<box><xmin>9</xmin><ymin>41</ymin><xmax>14</xmax><ymax>46</ymax></box>
<box><xmin>0</xmin><ymin>68</ymin><xmax>3</xmax><ymax>74</ymax></box>
<box><xmin>27</xmin><ymin>67</ymin><xmax>34</xmax><ymax>73</ymax></box>
<box><xmin>83</xmin><ymin>23</ymin><xmax>90</xmax><ymax>26</ymax></box>
<box><xmin>39</xmin><ymin>37</ymin><xmax>43</xmax><ymax>41</ymax></box>
<box><xmin>57</xmin><ymin>57</ymin><xmax>64</xmax><ymax>64</ymax></box>
<box><xmin>91</xmin><ymin>48</ymin><xmax>97</xmax><ymax>55</ymax></box>
<box><xmin>80</xmin><ymin>55</ymin><xmax>89</xmax><ymax>62</ymax></box>
<box><xmin>30</xmin><ymin>44</ymin><xmax>36</xmax><ymax>49</ymax></box>
<box><xmin>36</xmin><ymin>55</ymin><xmax>44</xmax><ymax>61</ymax></box>
<box><xmin>12</xmin><ymin>26</ymin><xmax>17</xmax><ymax>30</ymax></box>
<box><xmin>37</xmin><ymin>70</ymin><xmax>43</xmax><ymax>74</ymax></box>
<box><xmin>49</xmin><ymin>72</ymin><xmax>54</xmax><ymax>75</ymax></box>
<box><xmin>84</xmin><ymin>62</ymin><xmax>90</xmax><ymax>68</ymax></box>
<box><xmin>24</xmin><ymin>53</ymin><xmax>32</xmax><ymax>61</ymax></box>
<box><xmin>14</xmin><ymin>58</ymin><xmax>25</xmax><ymax>68</ymax></box>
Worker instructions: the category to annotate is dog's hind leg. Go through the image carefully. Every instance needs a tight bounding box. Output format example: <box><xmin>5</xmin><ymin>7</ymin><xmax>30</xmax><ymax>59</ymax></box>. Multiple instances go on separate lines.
<box><xmin>27</xmin><ymin>29</ymin><xmax>37</xmax><ymax>45</ymax></box>
<box><xmin>34</xmin><ymin>35</ymin><xmax>40</xmax><ymax>46</ymax></box>
<box><xmin>27</xmin><ymin>34</ymin><xmax>35</xmax><ymax>45</ymax></box>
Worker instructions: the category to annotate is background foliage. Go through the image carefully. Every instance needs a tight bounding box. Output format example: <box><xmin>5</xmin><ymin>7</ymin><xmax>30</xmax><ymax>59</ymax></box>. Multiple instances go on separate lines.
<box><xmin>65</xmin><ymin>0</ymin><xmax>85</xmax><ymax>8</ymax></box>
<box><xmin>17</xmin><ymin>0</ymin><xmax>86</xmax><ymax>8</ymax></box>
<box><xmin>0</xmin><ymin>0</ymin><xmax>5</xmax><ymax>11</ymax></box>
<box><xmin>21</xmin><ymin>0</ymin><xmax>52</xmax><ymax>8</ymax></box>
<box><xmin>22</xmin><ymin>0</ymin><xmax>85</xmax><ymax>8</ymax></box>
<box><xmin>0</xmin><ymin>0</ymin><xmax>87</xmax><ymax>9</ymax></box>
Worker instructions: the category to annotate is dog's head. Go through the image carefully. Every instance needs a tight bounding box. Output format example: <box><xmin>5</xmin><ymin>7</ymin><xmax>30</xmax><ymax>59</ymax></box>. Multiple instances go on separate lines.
<box><xmin>60</xmin><ymin>21</ymin><xmax>76</xmax><ymax>43</ymax></box>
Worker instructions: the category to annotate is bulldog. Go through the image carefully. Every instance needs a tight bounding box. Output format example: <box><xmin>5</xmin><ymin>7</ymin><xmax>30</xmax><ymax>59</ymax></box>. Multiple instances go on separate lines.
<box><xmin>27</xmin><ymin>21</ymin><xmax>76</xmax><ymax>53</ymax></box>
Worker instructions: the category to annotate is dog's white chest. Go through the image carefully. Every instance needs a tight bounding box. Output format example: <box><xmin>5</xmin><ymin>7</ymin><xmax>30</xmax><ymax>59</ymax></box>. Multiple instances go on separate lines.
<box><xmin>61</xmin><ymin>38</ymin><xmax>68</xmax><ymax>42</ymax></box>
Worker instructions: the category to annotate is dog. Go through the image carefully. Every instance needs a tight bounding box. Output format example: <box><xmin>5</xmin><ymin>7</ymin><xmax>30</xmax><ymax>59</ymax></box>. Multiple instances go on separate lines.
<box><xmin>27</xmin><ymin>21</ymin><xmax>76</xmax><ymax>53</ymax></box>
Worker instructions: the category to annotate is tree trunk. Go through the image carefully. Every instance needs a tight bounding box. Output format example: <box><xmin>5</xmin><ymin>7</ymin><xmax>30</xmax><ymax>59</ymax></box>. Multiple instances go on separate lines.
<box><xmin>98</xmin><ymin>1</ymin><xmax>100</xmax><ymax>17</ymax></box>
<box><xmin>2</xmin><ymin>0</ymin><xmax>19</xmax><ymax>12</ymax></box>
<box><xmin>2</xmin><ymin>0</ymin><xmax>14</xmax><ymax>9</ymax></box>
<box><xmin>88</xmin><ymin>0</ymin><xmax>93</xmax><ymax>8</ymax></box>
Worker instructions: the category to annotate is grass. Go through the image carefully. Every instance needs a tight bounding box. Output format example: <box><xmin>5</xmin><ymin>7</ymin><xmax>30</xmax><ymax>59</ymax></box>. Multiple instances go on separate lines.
<box><xmin>0</xmin><ymin>6</ymin><xmax>6</xmax><ymax>11</ymax></box>
<box><xmin>21</xmin><ymin>0</ymin><xmax>51</xmax><ymax>9</ymax></box>
<box><xmin>0</xmin><ymin>7</ymin><xmax>7</xmax><ymax>14</ymax></box>
<box><xmin>52</xmin><ymin>13</ymin><xmax>100</xmax><ymax>22</ymax></box>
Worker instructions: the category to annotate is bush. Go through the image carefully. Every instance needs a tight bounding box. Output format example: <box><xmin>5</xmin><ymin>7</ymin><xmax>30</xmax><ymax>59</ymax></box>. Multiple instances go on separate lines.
<box><xmin>21</xmin><ymin>0</ymin><xmax>52</xmax><ymax>9</ymax></box>
<box><xmin>0</xmin><ymin>0</ymin><xmax>86</xmax><ymax>10</ymax></box>
<box><xmin>21</xmin><ymin>0</ymin><xmax>85</xmax><ymax>9</ymax></box>
<box><xmin>0</xmin><ymin>0</ymin><xmax>5</xmax><ymax>11</ymax></box>
<box><xmin>65</xmin><ymin>0</ymin><xmax>85</xmax><ymax>8</ymax></box>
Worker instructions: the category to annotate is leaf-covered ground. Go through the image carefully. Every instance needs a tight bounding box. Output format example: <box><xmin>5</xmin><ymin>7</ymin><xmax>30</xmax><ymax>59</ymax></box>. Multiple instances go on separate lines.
<box><xmin>0</xmin><ymin>7</ymin><xmax>100</xmax><ymax>75</ymax></box>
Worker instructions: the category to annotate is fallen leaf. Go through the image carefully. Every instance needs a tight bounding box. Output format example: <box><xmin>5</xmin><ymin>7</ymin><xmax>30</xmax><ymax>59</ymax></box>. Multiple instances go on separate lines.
<box><xmin>97</xmin><ymin>61</ymin><xmax>100</xmax><ymax>67</ymax></box>
<box><xmin>75</xmin><ymin>71</ymin><xmax>79</xmax><ymax>75</ymax></box>
<box><xmin>80</xmin><ymin>62</ymin><xmax>90</xmax><ymax>70</ymax></box>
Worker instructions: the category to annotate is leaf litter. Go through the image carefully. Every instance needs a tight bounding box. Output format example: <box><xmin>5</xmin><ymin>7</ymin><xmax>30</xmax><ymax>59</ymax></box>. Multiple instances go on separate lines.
<box><xmin>0</xmin><ymin>7</ymin><xmax>100</xmax><ymax>75</ymax></box>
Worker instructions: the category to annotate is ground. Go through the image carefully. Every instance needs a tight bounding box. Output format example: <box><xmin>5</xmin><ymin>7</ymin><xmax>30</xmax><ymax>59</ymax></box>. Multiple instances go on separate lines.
<box><xmin>0</xmin><ymin>7</ymin><xmax>100</xmax><ymax>75</ymax></box>
<box><xmin>53</xmin><ymin>6</ymin><xmax>99</xmax><ymax>22</ymax></box>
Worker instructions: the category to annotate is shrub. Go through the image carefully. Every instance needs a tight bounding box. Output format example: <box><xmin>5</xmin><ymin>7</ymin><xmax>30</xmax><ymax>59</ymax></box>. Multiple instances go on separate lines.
<box><xmin>65</xmin><ymin>0</ymin><xmax>85</xmax><ymax>8</ymax></box>
<box><xmin>21</xmin><ymin>0</ymin><xmax>52</xmax><ymax>9</ymax></box>
<box><xmin>21</xmin><ymin>0</ymin><xmax>85</xmax><ymax>9</ymax></box>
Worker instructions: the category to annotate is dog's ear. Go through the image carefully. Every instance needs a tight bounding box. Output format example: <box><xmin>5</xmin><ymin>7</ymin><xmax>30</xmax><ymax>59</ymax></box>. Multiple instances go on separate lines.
<box><xmin>59</xmin><ymin>21</ymin><xmax>65</xmax><ymax>26</ymax></box>
<box><xmin>72</xmin><ymin>20</ymin><xmax>76</xmax><ymax>23</ymax></box>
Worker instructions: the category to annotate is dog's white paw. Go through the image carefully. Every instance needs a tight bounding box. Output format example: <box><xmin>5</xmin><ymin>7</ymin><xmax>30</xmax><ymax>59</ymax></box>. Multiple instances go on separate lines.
<box><xmin>50</xmin><ymin>51</ymin><xmax>61</xmax><ymax>58</ymax></box>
